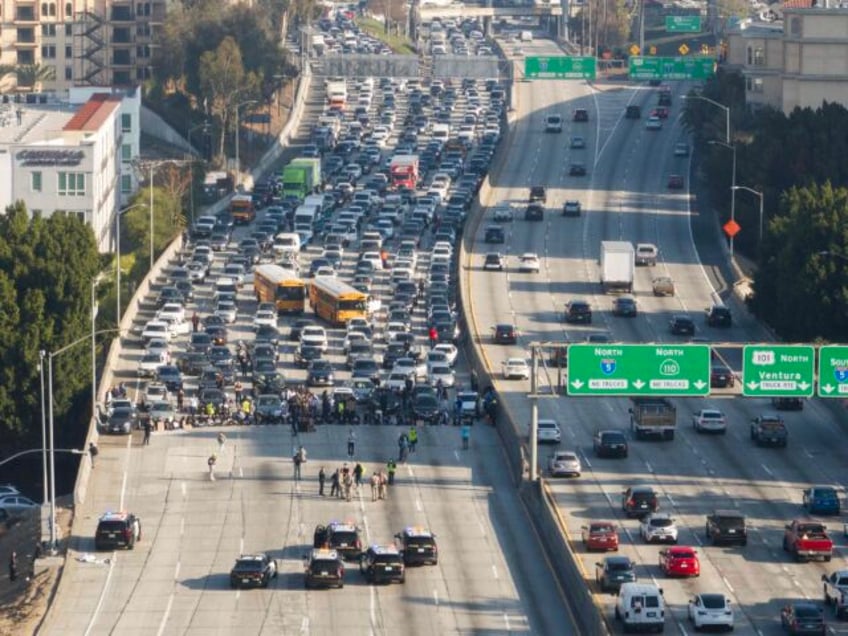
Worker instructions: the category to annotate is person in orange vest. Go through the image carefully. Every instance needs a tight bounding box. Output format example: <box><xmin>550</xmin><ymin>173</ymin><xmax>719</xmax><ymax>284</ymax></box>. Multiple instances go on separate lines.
<box><xmin>380</xmin><ymin>248</ymin><xmax>389</xmax><ymax>269</ymax></box>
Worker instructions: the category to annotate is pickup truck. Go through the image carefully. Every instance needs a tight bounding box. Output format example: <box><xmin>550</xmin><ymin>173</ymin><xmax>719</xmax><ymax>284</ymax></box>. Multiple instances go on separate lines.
<box><xmin>629</xmin><ymin>398</ymin><xmax>676</xmax><ymax>441</ymax></box>
<box><xmin>750</xmin><ymin>414</ymin><xmax>788</xmax><ymax>447</ymax></box>
<box><xmin>783</xmin><ymin>520</ymin><xmax>833</xmax><ymax>562</ymax></box>
<box><xmin>822</xmin><ymin>570</ymin><xmax>848</xmax><ymax>618</ymax></box>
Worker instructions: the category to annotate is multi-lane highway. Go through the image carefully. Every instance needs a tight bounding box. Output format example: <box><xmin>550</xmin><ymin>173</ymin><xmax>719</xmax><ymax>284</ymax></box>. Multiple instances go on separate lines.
<box><xmin>40</xmin><ymin>30</ymin><xmax>582</xmax><ymax>636</ymax></box>
<box><xmin>469</xmin><ymin>35</ymin><xmax>848</xmax><ymax>634</ymax></box>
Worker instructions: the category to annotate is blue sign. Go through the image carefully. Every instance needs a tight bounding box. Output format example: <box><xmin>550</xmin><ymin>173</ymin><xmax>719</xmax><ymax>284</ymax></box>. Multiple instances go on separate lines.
<box><xmin>601</xmin><ymin>359</ymin><xmax>617</xmax><ymax>375</ymax></box>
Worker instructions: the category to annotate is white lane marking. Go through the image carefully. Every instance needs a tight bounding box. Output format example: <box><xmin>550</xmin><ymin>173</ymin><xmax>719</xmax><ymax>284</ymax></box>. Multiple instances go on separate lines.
<box><xmin>667</xmin><ymin>494</ymin><xmax>677</xmax><ymax>507</ymax></box>
<box><xmin>453</xmin><ymin>450</ymin><xmax>460</xmax><ymax>461</ymax></box>
<box><xmin>179</xmin><ymin>517</ymin><xmax>184</xmax><ymax>537</ymax></box>
<box><xmin>369</xmin><ymin>585</ymin><xmax>377</xmax><ymax>629</ymax></box>
<box><xmin>84</xmin><ymin>554</ymin><xmax>116</xmax><ymax>636</ymax></box>
<box><xmin>300</xmin><ymin>617</ymin><xmax>309</xmax><ymax>634</ymax></box>
<box><xmin>181</xmin><ymin>481</ymin><xmax>186</xmax><ymax>498</ymax></box>
<box><xmin>433</xmin><ymin>589</ymin><xmax>439</xmax><ymax>606</ymax></box>
<box><xmin>762</xmin><ymin>464</ymin><xmax>773</xmax><ymax>477</ymax></box>
<box><xmin>173</xmin><ymin>561</ymin><xmax>180</xmax><ymax>579</ymax></box>
<box><xmin>503</xmin><ymin>612</ymin><xmax>511</xmax><ymax>631</ymax></box>
<box><xmin>119</xmin><ymin>467</ymin><xmax>128</xmax><ymax>510</ymax></box>
<box><xmin>239</xmin><ymin>536</ymin><xmax>244</xmax><ymax>555</ymax></box>
<box><xmin>415</xmin><ymin>498</ymin><xmax>422</xmax><ymax>512</ymax></box>
<box><xmin>645</xmin><ymin>461</ymin><xmax>654</xmax><ymax>474</ymax></box>
<box><xmin>156</xmin><ymin>592</ymin><xmax>174</xmax><ymax>636</ymax></box>
<box><xmin>492</xmin><ymin>564</ymin><xmax>499</xmax><ymax>579</ymax></box>
<box><xmin>723</xmin><ymin>576</ymin><xmax>735</xmax><ymax>593</ymax></box>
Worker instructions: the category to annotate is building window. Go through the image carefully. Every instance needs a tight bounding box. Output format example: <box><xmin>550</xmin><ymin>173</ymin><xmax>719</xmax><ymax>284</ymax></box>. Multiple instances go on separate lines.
<box><xmin>31</xmin><ymin>172</ymin><xmax>42</xmax><ymax>192</ymax></box>
<box><xmin>42</xmin><ymin>23</ymin><xmax>57</xmax><ymax>36</ymax></box>
<box><xmin>746</xmin><ymin>77</ymin><xmax>764</xmax><ymax>94</ymax></box>
<box><xmin>31</xmin><ymin>209</ymin><xmax>43</xmax><ymax>219</ymax></box>
<box><xmin>136</xmin><ymin>45</ymin><xmax>150</xmax><ymax>59</ymax></box>
<box><xmin>753</xmin><ymin>47</ymin><xmax>764</xmax><ymax>66</ymax></box>
<box><xmin>790</xmin><ymin>16</ymin><xmax>802</xmax><ymax>36</ymax></box>
<box><xmin>17</xmin><ymin>50</ymin><xmax>35</xmax><ymax>65</ymax></box>
<box><xmin>121</xmin><ymin>174</ymin><xmax>132</xmax><ymax>193</ymax></box>
<box><xmin>121</xmin><ymin>144</ymin><xmax>132</xmax><ymax>161</ymax></box>
<box><xmin>65</xmin><ymin>45</ymin><xmax>72</xmax><ymax>58</ymax></box>
<box><xmin>42</xmin><ymin>45</ymin><xmax>57</xmax><ymax>59</ymax></box>
<box><xmin>121</xmin><ymin>113</ymin><xmax>131</xmax><ymax>132</ymax></box>
<box><xmin>77</xmin><ymin>211</ymin><xmax>86</xmax><ymax>223</ymax></box>
<box><xmin>65</xmin><ymin>2</ymin><xmax>73</xmax><ymax>19</ymax></box>
<box><xmin>65</xmin><ymin>23</ymin><xmax>72</xmax><ymax>36</ymax></box>
<box><xmin>58</xmin><ymin>172</ymin><xmax>85</xmax><ymax>196</ymax></box>
<box><xmin>65</xmin><ymin>66</ymin><xmax>72</xmax><ymax>80</ymax></box>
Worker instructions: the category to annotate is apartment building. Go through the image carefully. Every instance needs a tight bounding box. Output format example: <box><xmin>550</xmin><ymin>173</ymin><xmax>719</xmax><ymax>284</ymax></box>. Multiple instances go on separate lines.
<box><xmin>0</xmin><ymin>92</ymin><xmax>126</xmax><ymax>252</ymax></box>
<box><xmin>727</xmin><ymin>2</ymin><xmax>848</xmax><ymax>114</ymax></box>
<box><xmin>0</xmin><ymin>0</ymin><xmax>165</xmax><ymax>93</ymax></box>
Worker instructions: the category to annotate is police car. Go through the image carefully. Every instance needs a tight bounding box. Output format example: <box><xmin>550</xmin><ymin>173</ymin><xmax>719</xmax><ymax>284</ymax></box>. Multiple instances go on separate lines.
<box><xmin>229</xmin><ymin>553</ymin><xmax>277</xmax><ymax>589</ymax></box>
<box><xmin>315</xmin><ymin>521</ymin><xmax>363</xmax><ymax>560</ymax></box>
<box><xmin>360</xmin><ymin>544</ymin><xmax>405</xmax><ymax>584</ymax></box>
<box><xmin>94</xmin><ymin>511</ymin><xmax>141</xmax><ymax>550</ymax></box>
<box><xmin>394</xmin><ymin>527</ymin><xmax>438</xmax><ymax>566</ymax></box>
<box><xmin>304</xmin><ymin>548</ymin><xmax>345</xmax><ymax>589</ymax></box>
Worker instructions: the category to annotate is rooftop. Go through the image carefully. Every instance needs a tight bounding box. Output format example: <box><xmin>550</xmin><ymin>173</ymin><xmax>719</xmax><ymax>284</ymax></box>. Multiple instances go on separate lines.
<box><xmin>0</xmin><ymin>103</ymin><xmax>76</xmax><ymax>146</ymax></box>
<box><xmin>63</xmin><ymin>93</ymin><xmax>120</xmax><ymax>132</ymax></box>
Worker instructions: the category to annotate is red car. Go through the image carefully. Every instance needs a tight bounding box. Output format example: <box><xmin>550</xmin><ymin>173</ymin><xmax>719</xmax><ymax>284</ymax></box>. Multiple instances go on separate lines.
<box><xmin>658</xmin><ymin>546</ymin><xmax>700</xmax><ymax>577</ymax></box>
<box><xmin>581</xmin><ymin>521</ymin><xmax>619</xmax><ymax>552</ymax></box>
<box><xmin>652</xmin><ymin>107</ymin><xmax>669</xmax><ymax>119</ymax></box>
<box><xmin>667</xmin><ymin>174</ymin><xmax>684</xmax><ymax>189</ymax></box>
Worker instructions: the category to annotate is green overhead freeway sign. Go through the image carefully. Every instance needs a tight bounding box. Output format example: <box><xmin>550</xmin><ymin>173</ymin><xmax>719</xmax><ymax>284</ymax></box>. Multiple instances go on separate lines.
<box><xmin>628</xmin><ymin>56</ymin><xmax>715</xmax><ymax>80</ymax></box>
<box><xmin>742</xmin><ymin>345</ymin><xmax>815</xmax><ymax>397</ymax></box>
<box><xmin>666</xmin><ymin>15</ymin><xmax>702</xmax><ymax>32</ymax></box>
<box><xmin>566</xmin><ymin>344</ymin><xmax>710</xmax><ymax>396</ymax></box>
<box><xmin>817</xmin><ymin>345</ymin><xmax>848</xmax><ymax>397</ymax></box>
<box><xmin>525</xmin><ymin>56</ymin><xmax>597</xmax><ymax>79</ymax></box>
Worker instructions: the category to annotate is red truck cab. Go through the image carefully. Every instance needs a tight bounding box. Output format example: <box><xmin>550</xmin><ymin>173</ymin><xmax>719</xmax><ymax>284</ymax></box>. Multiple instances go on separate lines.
<box><xmin>783</xmin><ymin>520</ymin><xmax>833</xmax><ymax>562</ymax></box>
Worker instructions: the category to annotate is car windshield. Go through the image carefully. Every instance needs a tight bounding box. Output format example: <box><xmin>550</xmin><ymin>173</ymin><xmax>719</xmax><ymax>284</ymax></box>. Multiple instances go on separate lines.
<box><xmin>233</xmin><ymin>559</ymin><xmax>263</xmax><ymax>572</ymax></box>
<box><xmin>795</xmin><ymin>606</ymin><xmax>821</xmax><ymax>619</ymax></box>
<box><xmin>673</xmin><ymin>550</ymin><xmax>696</xmax><ymax>559</ymax></box>
<box><xmin>815</xmin><ymin>489</ymin><xmax>837</xmax><ymax>499</ymax></box>
<box><xmin>650</xmin><ymin>518</ymin><xmax>673</xmax><ymax>528</ymax></box>
<box><xmin>603</xmin><ymin>433</ymin><xmax>624</xmax><ymax>443</ymax></box>
<box><xmin>608</xmin><ymin>561</ymin><xmax>632</xmax><ymax>572</ymax></box>
<box><xmin>591</xmin><ymin>524</ymin><xmax>614</xmax><ymax>534</ymax></box>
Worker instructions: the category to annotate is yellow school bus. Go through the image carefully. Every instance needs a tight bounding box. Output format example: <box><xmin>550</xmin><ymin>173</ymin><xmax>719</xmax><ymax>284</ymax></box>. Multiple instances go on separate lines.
<box><xmin>309</xmin><ymin>276</ymin><xmax>369</xmax><ymax>326</ymax></box>
<box><xmin>253</xmin><ymin>264</ymin><xmax>306</xmax><ymax>314</ymax></box>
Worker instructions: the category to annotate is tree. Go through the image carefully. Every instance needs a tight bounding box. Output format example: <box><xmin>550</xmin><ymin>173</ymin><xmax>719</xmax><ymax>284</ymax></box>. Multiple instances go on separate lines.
<box><xmin>13</xmin><ymin>63</ymin><xmax>57</xmax><ymax>92</ymax></box>
<box><xmin>0</xmin><ymin>202</ymin><xmax>100</xmax><ymax>448</ymax></box>
<box><xmin>750</xmin><ymin>182</ymin><xmax>848</xmax><ymax>341</ymax></box>
<box><xmin>198</xmin><ymin>36</ymin><xmax>261</xmax><ymax>159</ymax></box>
<box><xmin>122</xmin><ymin>185</ymin><xmax>183</xmax><ymax>275</ymax></box>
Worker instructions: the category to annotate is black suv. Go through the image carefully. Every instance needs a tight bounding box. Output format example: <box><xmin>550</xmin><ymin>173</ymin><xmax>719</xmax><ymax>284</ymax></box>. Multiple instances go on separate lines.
<box><xmin>304</xmin><ymin>548</ymin><xmax>345</xmax><ymax>589</ymax></box>
<box><xmin>621</xmin><ymin>486</ymin><xmax>659</xmax><ymax>518</ymax></box>
<box><xmin>95</xmin><ymin>511</ymin><xmax>141</xmax><ymax>550</ymax></box>
<box><xmin>669</xmin><ymin>314</ymin><xmax>695</xmax><ymax>336</ymax></box>
<box><xmin>593</xmin><ymin>430</ymin><xmax>628</xmax><ymax>458</ymax></box>
<box><xmin>229</xmin><ymin>553</ymin><xmax>277</xmax><ymax>589</ymax></box>
<box><xmin>705</xmin><ymin>510</ymin><xmax>747</xmax><ymax>546</ymax></box>
<box><xmin>484</xmin><ymin>225</ymin><xmax>506</xmax><ymax>244</ymax></box>
<box><xmin>573</xmin><ymin>108</ymin><xmax>589</xmax><ymax>122</ymax></box>
<box><xmin>705</xmin><ymin>304</ymin><xmax>732</xmax><ymax>327</ymax></box>
<box><xmin>625</xmin><ymin>105</ymin><xmax>641</xmax><ymax>119</ymax></box>
<box><xmin>493</xmin><ymin>323</ymin><xmax>518</xmax><ymax>345</ymax></box>
<box><xmin>525</xmin><ymin>203</ymin><xmax>544</xmax><ymax>221</ymax></box>
<box><xmin>564</xmin><ymin>300</ymin><xmax>592</xmax><ymax>324</ymax></box>
<box><xmin>529</xmin><ymin>185</ymin><xmax>546</xmax><ymax>202</ymax></box>
<box><xmin>395</xmin><ymin>527</ymin><xmax>439</xmax><ymax>566</ymax></box>
<box><xmin>360</xmin><ymin>545</ymin><xmax>406</xmax><ymax>584</ymax></box>
<box><xmin>316</xmin><ymin>522</ymin><xmax>363</xmax><ymax>560</ymax></box>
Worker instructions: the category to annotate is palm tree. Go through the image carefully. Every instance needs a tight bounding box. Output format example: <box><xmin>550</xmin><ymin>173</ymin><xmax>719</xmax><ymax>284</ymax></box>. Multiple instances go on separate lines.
<box><xmin>13</xmin><ymin>64</ymin><xmax>56</xmax><ymax>92</ymax></box>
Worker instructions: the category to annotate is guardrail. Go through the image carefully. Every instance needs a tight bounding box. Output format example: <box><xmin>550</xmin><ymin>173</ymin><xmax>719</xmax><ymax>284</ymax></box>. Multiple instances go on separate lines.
<box><xmin>456</xmin><ymin>37</ymin><xmax>609</xmax><ymax>635</ymax></box>
<box><xmin>72</xmin><ymin>68</ymin><xmax>314</xmax><ymax>509</ymax></box>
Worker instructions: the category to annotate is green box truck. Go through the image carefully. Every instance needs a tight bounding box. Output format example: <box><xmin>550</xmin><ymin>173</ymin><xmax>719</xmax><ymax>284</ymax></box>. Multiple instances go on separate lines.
<box><xmin>282</xmin><ymin>157</ymin><xmax>322</xmax><ymax>200</ymax></box>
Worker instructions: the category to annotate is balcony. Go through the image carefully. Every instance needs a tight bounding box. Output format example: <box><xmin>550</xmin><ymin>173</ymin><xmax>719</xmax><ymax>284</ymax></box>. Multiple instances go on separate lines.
<box><xmin>111</xmin><ymin>49</ymin><xmax>132</xmax><ymax>66</ymax></box>
<box><xmin>112</xmin><ymin>26</ymin><xmax>132</xmax><ymax>44</ymax></box>
<box><xmin>14</xmin><ymin>6</ymin><xmax>38</xmax><ymax>23</ymax></box>
<box><xmin>15</xmin><ymin>29</ymin><xmax>37</xmax><ymax>46</ymax></box>
<box><xmin>110</xmin><ymin>5</ymin><xmax>133</xmax><ymax>22</ymax></box>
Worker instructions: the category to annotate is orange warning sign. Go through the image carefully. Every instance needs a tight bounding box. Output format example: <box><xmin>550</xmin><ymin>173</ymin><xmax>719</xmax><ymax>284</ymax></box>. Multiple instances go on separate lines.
<box><xmin>723</xmin><ymin>219</ymin><xmax>741</xmax><ymax>238</ymax></box>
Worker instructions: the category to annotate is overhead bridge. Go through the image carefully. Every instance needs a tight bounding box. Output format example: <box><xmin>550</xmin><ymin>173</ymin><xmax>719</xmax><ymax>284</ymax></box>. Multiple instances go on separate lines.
<box><xmin>418</xmin><ymin>4</ymin><xmax>563</xmax><ymax>18</ymax></box>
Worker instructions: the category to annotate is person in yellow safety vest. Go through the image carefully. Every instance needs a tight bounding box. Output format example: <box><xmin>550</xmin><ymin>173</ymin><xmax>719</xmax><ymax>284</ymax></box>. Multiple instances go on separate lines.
<box><xmin>241</xmin><ymin>398</ymin><xmax>251</xmax><ymax>415</ymax></box>
<box><xmin>408</xmin><ymin>426</ymin><xmax>418</xmax><ymax>453</ymax></box>
<box><xmin>205</xmin><ymin>401</ymin><xmax>215</xmax><ymax>417</ymax></box>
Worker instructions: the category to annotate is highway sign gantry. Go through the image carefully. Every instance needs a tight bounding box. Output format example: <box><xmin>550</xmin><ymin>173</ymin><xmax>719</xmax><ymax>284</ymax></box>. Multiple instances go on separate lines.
<box><xmin>525</xmin><ymin>56</ymin><xmax>597</xmax><ymax>79</ymax></box>
<box><xmin>628</xmin><ymin>56</ymin><xmax>715</xmax><ymax>80</ymax></box>
<box><xmin>742</xmin><ymin>345</ymin><xmax>815</xmax><ymax>397</ymax></box>
<box><xmin>566</xmin><ymin>344</ymin><xmax>710</xmax><ymax>396</ymax></box>
<box><xmin>818</xmin><ymin>345</ymin><xmax>848</xmax><ymax>397</ymax></box>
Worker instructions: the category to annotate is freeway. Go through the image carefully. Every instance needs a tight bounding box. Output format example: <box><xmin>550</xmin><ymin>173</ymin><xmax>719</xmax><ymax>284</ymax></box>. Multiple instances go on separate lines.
<box><xmin>468</xmin><ymin>36</ymin><xmax>848</xmax><ymax>633</ymax></box>
<box><xmin>41</xmin><ymin>39</ymin><xmax>581</xmax><ymax>636</ymax></box>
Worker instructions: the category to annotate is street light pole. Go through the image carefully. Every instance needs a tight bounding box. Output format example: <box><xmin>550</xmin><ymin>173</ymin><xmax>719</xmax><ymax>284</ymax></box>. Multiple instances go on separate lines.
<box><xmin>682</xmin><ymin>94</ymin><xmax>730</xmax><ymax>144</ymax></box>
<box><xmin>234</xmin><ymin>100</ymin><xmax>258</xmax><ymax>188</ymax></box>
<box><xmin>709</xmin><ymin>140</ymin><xmax>737</xmax><ymax>258</ymax></box>
<box><xmin>39</xmin><ymin>350</ymin><xmax>47</xmax><ymax>507</ymax></box>
<box><xmin>139</xmin><ymin>160</ymin><xmax>192</xmax><ymax>271</ymax></box>
<box><xmin>732</xmin><ymin>185</ymin><xmax>764</xmax><ymax>245</ymax></box>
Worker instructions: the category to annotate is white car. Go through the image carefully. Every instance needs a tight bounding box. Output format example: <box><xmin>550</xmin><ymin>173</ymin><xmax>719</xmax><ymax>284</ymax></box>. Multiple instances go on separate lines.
<box><xmin>393</xmin><ymin>357</ymin><xmax>426</xmax><ymax>379</ymax></box>
<box><xmin>492</xmin><ymin>204</ymin><xmax>514</xmax><ymax>222</ymax></box>
<box><xmin>428</xmin><ymin>363</ymin><xmax>456</xmax><ymax>388</ymax></box>
<box><xmin>137</xmin><ymin>352</ymin><xmax>166</xmax><ymax>378</ymax></box>
<box><xmin>384</xmin><ymin>372</ymin><xmax>409</xmax><ymax>391</ymax></box>
<box><xmin>536</xmin><ymin>419</ymin><xmax>562</xmax><ymax>444</ymax></box>
<box><xmin>688</xmin><ymin>593</ymin><xmax>734</xmax><ymax>631</ymax></box>
<box><xmin>646</xmin><ymin>116</ymin><xmax>662</xmax><ymax>130</ymax></box>
<box><xmin>343</xmin><ymin>331</ymin><xmax>370</xmax><ymax>354</ymax></box>
<box><xmin>434</xmin><ymin>343</ymin><xmax>458</xmax><ymax>366</ymax></box>
<box><xmin>156</xmin><ymin>303</ymin><xmax>185</xmax><ymax>325</ymax></box>
<box><xmin>144</xmin><ymin>382</ymin><xmax>169</xmax><ymax>403</ymax></box>
<box><xmin>502</xmin><ymin>357</ymin><xmax>530</xmax><ymax>380</ymax></box>
<box><xmin>385</xmin><ymin>321</ymin><xmax>410</xmax><ymax>342</ymax></box>
<box><xmin>640</xmin><ymin>513</ymin><xmax>679</xmax><ymax>544</ymax></box>
<box><xmin>692</xmin><ymin>408</ymin><xmax>727</xmax><ymax>434</ymax></box>
<box><xmin>253</xmin><ymin>309</ymin><xmax>277</xmax><ymax>329</ymax></box>
<box><xmin>300</xmin><ymin>325</ymin><xmax>328</xmax><ymax>352</ymax></box>
<box><xmin>548</xmin><ymin>450</ymin><xmax>581</xmax><ymax>476</ymax></box>
<box><xmin>141</xmin><ymin>320</ymin><xmax>171</xmax><ymax>342</ymax></box>
<box><xmin>518</xmin><ymin>253</ymin><xmax>541</xmax><ymax>273</ymax></box>
<box><xmin>145</xmin><ymin>338</ymin><xmax>170</xmax><ymax>361</ymax></box>
<box><xmin>215</xmin><ymin>301</ymin><xmax>237</xmax><ymax>324</ymax></box>
<box><xmin>426</xmin><ymin>350</ymin><xmax>449</xmax><ymax>374</ymax></box>
<box><xmin>347</xmin><ymin>317</ymin><xmax>372</xmax><ymax>335</ymax></box>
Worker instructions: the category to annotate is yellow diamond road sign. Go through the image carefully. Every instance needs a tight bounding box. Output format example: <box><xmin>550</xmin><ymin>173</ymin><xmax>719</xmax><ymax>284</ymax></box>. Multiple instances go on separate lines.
<box><xmin>679</xmin><ymin>43</ymin><xmax>690</xmax><ymax>55</ymax></box>
<box><xmin>630</xmin><ymin>44</ymin><xmax>640</xmax><ymax>56</ymax></box>
<box><xmin>649</xmin><ymin>45</ymin><xmax>657</xmax><ymax>55</ymax></box>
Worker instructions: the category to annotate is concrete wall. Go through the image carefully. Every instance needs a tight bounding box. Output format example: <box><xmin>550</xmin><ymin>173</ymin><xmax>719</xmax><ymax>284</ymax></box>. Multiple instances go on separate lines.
<box><xmin>140</xmin><ymin>105</ymin><xmax>197</xmax><ymax>155</ymax></box>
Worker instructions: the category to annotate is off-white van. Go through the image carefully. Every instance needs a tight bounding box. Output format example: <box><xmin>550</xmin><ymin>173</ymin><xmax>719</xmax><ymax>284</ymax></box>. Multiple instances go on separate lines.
<box><xmin>520</xmin><ymin>30</ymin><xmax>533</xmax><ymax>42</ymax></box>
<box><xmin>615</xmin><ymin>582</ymin><xmax>665</xmax><ymax>632</ymax></box>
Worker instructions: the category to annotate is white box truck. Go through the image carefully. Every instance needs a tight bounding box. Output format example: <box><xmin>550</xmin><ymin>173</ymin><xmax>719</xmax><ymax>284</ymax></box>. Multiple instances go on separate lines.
<box><xmin>600</xmin><ymin>241</ymin><xmax>635</xmax><ymax>293</ymax></box>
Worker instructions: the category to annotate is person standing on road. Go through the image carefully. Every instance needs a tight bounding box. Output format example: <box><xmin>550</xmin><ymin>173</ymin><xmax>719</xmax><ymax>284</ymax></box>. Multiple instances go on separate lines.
<box><xmin>88</xmin><ymin>442</ymin><xmax>99</xmax><ymax>468</ymax></box>
<box><xmin>370</xmin><ymin>472</ymin><xmax>379</xmax><ymax>501</ymax></box>
<box><xmin>347</xmin><ymin>429</ymin><xmax>356</xmax><ymax>458</ymax></box>
<box><xmin>8</xmin><ymin>551</ymin><xmax>17</xmax><ymax>583</ymax></box>
<box><xmin>143</xmin><ymin>419</ymin><xmax>152</xmax><ymax>446</ymax></box>
<box><xmin>217</xmin><ymin>432</ymin><xmax>226</xmax><ymax>454</ymax></box>
<box><xmin>207</xmin><ymin>454</ymin><xmax>217</xmax><ymax>481</ymax></box>
<box><xmin>461</xmin><ymin>423</ymin><xmax>470</xmax><ymax>450</ymax></box>
<box><xmin>378</xmin><ymin>471</ymin><xmax>388</xmax><ymax>500</ymax></box>
<box><xmin>353</xmin><ymin>462</ymin><xmax>364</xmax><ymax>490</ymax></box>
<box><xmin>192</xmin><ymin>311</ymin><xmax>199</xmax><ymax>333</ymax></box>
<box><xmin>386</xmin><ymin>459</ymin><xmax>396</xmax><ymax>485</ymax></box>
<box><xmin>329</xmin><ymin>468</ymin><xmax>340</xmax><ymax>498</ymax></box>
<box><xmin>408</xmin><ymin>426</ymin><xmax>418</xmax><ymax>453</ymax></box>
<box><xmin>318</xmin><ymin>466</ymin><xmax>326</xmax><ymax>496</ymax></box>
